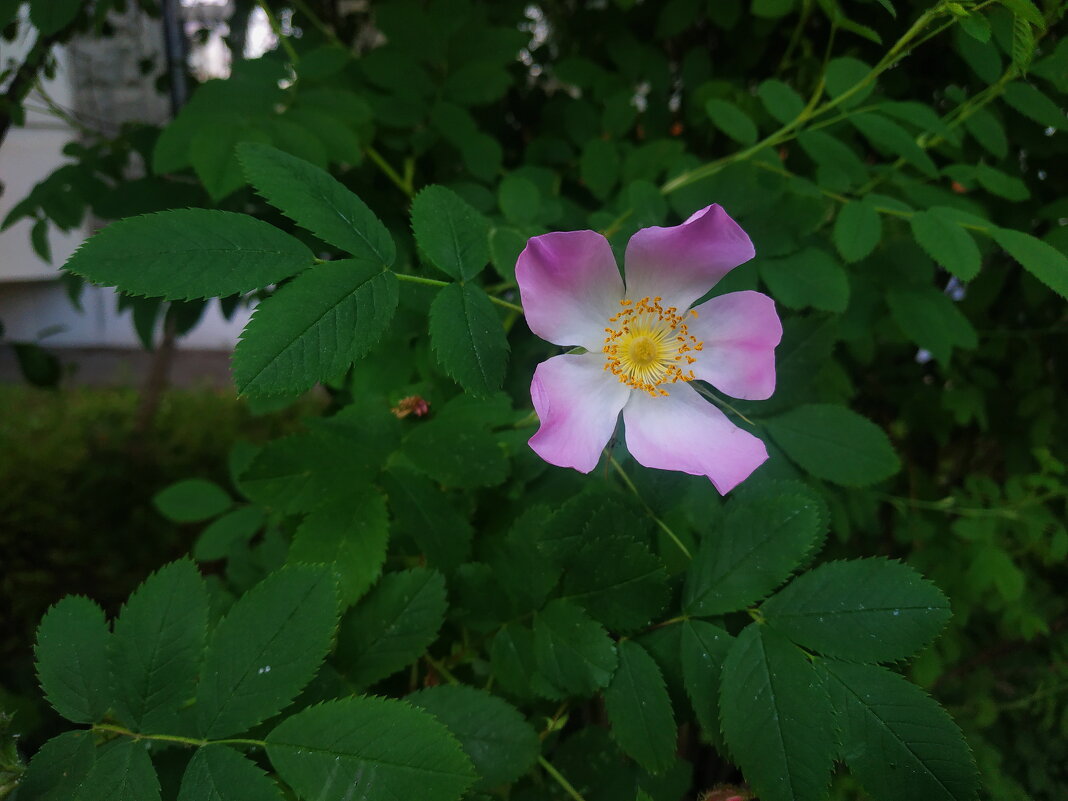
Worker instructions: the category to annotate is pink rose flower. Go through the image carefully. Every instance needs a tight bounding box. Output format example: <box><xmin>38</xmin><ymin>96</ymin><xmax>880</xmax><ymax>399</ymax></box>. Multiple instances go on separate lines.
<box><xmin>515</xmin><ymin>204</ymin><xmax>782</xmax><ymax>494</ymax></box>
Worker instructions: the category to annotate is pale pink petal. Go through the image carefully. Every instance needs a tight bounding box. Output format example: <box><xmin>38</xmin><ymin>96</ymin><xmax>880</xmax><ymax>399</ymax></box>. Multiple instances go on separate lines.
<box><xmin>516</xmin><ymin>231</ymin><xmax>625</xmax><ymax>349</ymax></box>
<box><xmin>689</xmin><ymin>291</ymin><xmax>782</xmax><ymax>400</ymax></box>
<box><xmin>622</xmin><ymin>383</ymin><xmax>767</xmax><ymax>494</ymax></box>
<box><xmin>529</xmin><ymin>354</ymin><xmax>631</xmax><ymax>473</ymax></box>
<box><xmin>623</xmin><ymin>204</ymin><xmax>755</xmax><ymax>311</ymax></box>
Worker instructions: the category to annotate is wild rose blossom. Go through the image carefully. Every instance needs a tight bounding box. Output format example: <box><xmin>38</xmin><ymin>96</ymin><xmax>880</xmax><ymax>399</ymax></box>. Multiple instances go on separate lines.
<box><xmin>515</xmin><ymin>204</ymin><xmax>782</xmax><ymax>494</ymax></box>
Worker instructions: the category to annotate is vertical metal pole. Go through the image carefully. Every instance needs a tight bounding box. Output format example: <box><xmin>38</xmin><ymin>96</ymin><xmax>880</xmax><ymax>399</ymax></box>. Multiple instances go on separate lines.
<box><xmin>160</xmin><ymin>0</ymin><xmax>188</xmax><ymax>114</ymax></box>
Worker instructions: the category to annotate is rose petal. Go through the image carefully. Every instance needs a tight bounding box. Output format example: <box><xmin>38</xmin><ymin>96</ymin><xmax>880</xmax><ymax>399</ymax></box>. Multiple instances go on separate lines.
<box><xmin>622</xmin><ymin>383</ymin><xmax>767</xmax><ymax>494</ymax></box>
<box><xmin>623</xmin><ymin>204</ymin><xmax>755</xmax><ymax>311</ymax></box>
<box><xmin>689</xmin><ymin>291</ymin><xmax>782</xmax><ymax>400</ymax></box>
<box><xmin>516</xmin><ymin>231</ymin><xmax>625</xmax><ymax>349</ymax></box>
<box><xmin>529</xmin><ymin>354</ymin><xmax>631</xmax><ymax>473</ymax></box>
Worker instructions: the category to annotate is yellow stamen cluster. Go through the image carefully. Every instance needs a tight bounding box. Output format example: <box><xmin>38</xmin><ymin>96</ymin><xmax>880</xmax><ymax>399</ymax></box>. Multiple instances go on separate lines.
<box><xmin>602</xmin><ymin>296</ymin><xmax>703</xmax><ymax>397</ymax></box>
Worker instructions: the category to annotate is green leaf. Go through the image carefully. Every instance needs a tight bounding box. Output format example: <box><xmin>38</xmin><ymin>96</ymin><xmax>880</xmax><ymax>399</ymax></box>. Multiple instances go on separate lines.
<box><xmin>65</xmin><ymin>210</ymin><xmax>313</xmax><ymax>300</ymax></box>
<box><xmin>29</xmin><ymin>0</ymin><xmax>80</xmax><ymax>35</ymax></box>
<box><xmin>382</xmin><ymin>466</ymin><xmax>474</xmax><ymax>572</ymax></box>
<box><xmin>152</xmin><ymin>479</ymin><xmax>232</xmax><ymax>523</ymax></box>
<box><xmin>237</xmin><ymin>143</ymin><xmax>395</xmax><ymax>265</ymax></box>
<box><xmin>409</xmin><ymin>685</ymin><xmax>540</xmax><ymax>789</ymax></box>
<box><xmin>990</xmin><ymin>227</ymin><xmax>1068</xmax><ymax>299</ymax></box>
<box><xmin>879</xmin><ymin>101</ymin><xmax>960</xmax><ymax>145</ymax></box>
<box><xmin>285</xmin><ymin>107</ymin><xmax>364</xmax><ymax>164</ymax></box>
<box><xmin>1001</xmin><ymin>81</ymin><xmax>1066</xmax><ymax>130</ymax></box>
<box><xmin>490</xmin><ymin>624</ymin><xmax>540</xmax><ymax>699</ymax></box>
<box><xmin>604</xmin><ymin>640</ymin><xmax>677</xmax><ymax>775</ymax></box>
<box><xmin>110</xmin><ymin>559</ymin><xmax>208</xmax><ymax>732</ymax></box>
<box><xmin>1011</xmin><ymin>16</ymin><xmax>1036</xmax><ymax>73</ymax></box>
<box><xmin>336</xmin><ymin>568</ymin><xmax>447</xmax><ymax>689</ymax></box>
<box><xmin>232</xmin><ymin>260</ymin><xmax>399</xmax><ymax>396</ymax></box>
<box><xmin>429</xmin><ymin>282</ymin><xmax>510</xmax><ymax>396</ymax></box>
<box><xmin>974</xmin><ymin>163</ymin><xmax>1029</xmax><ymax>201</ymax></box>
<box><xmin>887</xmin><ymin>286</ymin><xmax>979</xmax><ymax>364</ymax></box>
<box><xmin>962</xmin><ymin>108</ymin><xmax>1008</xmax><ymax>159</ymax></box>
<box><xmin>533</xmin><ymin>599</ymin><xmax>618</xmax><ymax>698</ymax></box>
<box><xmin>762</xmin><ymin>559</ymin><xmax>952</xmax><ymax>662</ymax></box>
<box><xmin>656</xmin><ymin>0</ymin><xmax>702</xmax><ymax>37</ymax></box>
<box><xmin>825</xmin><ymin>58</ymin><xmax>875</xmax><ymax>108</ymax></box>
<box><xmin>194</xmin><ymin>506</ymin><xmax>265</xmax><ymax>561</ymax></box>
<box><xmin>851</xmin><ymin>113</ymin><xmax>939</xmax><ymax>177</ymax></box>
<box><xmin>402</xmin><ymin>418</ymin><xmax>508</xmax><ymax>490</ymax></box>
<box><xmin>177</xmin><ymin>746</ymin><xmax>284</xmax><ymax>801</ymax></box>
<box><xmin>197</xmin><ymin>565</ymin><xmax>339</xmax><ymax>738</ymax></box>
<box><xmin>489</xmin><ymin>226</ymin><xmax>527</xmax><ymax>281</ymax></box>
<box><xmin>909</xmin><ymin>208</ymin><xmax>982</xmax><ymax>281</ymax></box>
<box><xmin>190</xmin><ymin>122</ymin><xmax>269</xmax><ymax>202</ymax></box>
<box><xmin>959</xmin><ymin>12</ymin><xmax>991</xmax><ymax>42</ymax></box>
<box><xmin>580</xmin><ymin>139</ymin><xmax>621</xmax><ymax>200</ymax></box>
<box><xmin>873</xmin><ymin>0</ymin><xmax>896</xmax><ymax>16</ymax></box>
<box><xmin>266</xmin><ymin>697</ymin><xmax>476</xmax><ymax>801</ymax></box>
<box><xmin>1000</xmin><ymin>0</ymin><xmax>1045</xmax><ymax>29</ymax></box>
<box><xmin>498</xmin><ymin>174</ymin><xmax>542</xmax><ymax>224</ymax></box>
<box><xmin>240</xmin><ymin>410</ymin><xmax>398</xmax><ymax>514</ymax></box>
<box><xmin>833</xmin><ymin>200</ymin><xmax>882</xmax><ymax>263</ymax></box>
<box><xmin>759</xmin><ymin>246</ymin><xmax>850</xmax><ymax>312</ymax></box>
<box><xmin>683</xmin><ymin>491</ymin><xmax>825</xmax><ymax>616</ymax></box>
<box><xmin>31</xmin><ymin>218</ymin><xmax>51</xmax><ymax>263</ymax></box>
<box><xmin>797</xmin><ymin>131</ymin><xmax>869</xmax><ymax>188</ymax></box>
<box><xmin>752</xmin><ymin>0</ymin><xmax>796</xmax><ymax>19</ymax></box>
<box><xmin>445</xmin><ymin>61</ymin><xmax>511</xmax><ymax>106</ymax></box>
<box><xmin>720</xmin><ymin>625</ymin><xmax>835</xmax><ymax>801</ymax></box>
<box><xmin>75</xmin><ymin>739</ymin><xmax>161</xmax><ymax>801</ymax></box>
<box><xmin>16</xmin><ymin>731</ymin><xmax>95</xmax><ymax>801</ymax></box>
<box><xmin>823</xmin><ymin>661</ymin><xmax>979</xmax><ymax>801</ymax></box>
<box><xmin>287</xmin><ymin>490</ymin><xmax>390</xmax><ymax>606</ymax></box>
<box><xmin>705</xmin><ymin>99</ymin><xmax>758</xmax><ymax>145</ymax></box>
<box><xmin>34</xmin><ymin>597</ymin><xmax>111</xmax><ymax>724</ymax></box>
<box><xmin>560</xmin><ymin>535</ymin><xmax>669</xmax><ymax>631</ymax></box>
<box><xmin>487</xmin><ymin>511</ymin><xmax>562</xmax><ymax>615</ymax></box>
<box><xmin>763</xmin><ymin>404</ymin><xmax>900</xmax><ymax>487</ymax></box>
<box><xmin>262</xmin><ymin>117</ymin><xmax>329</xmax><ymax>168</ymax></box>
<box><xmin>411</xmin><ymin>185</ymin><xmax>491</xmax><ymax>280</ymax></box>
<box><xmin>757</xmin><ymin>79</ymin><xmax>805</xmax><ymax>124</ymax></box>
<box><xmin>680</xmin><ymin>620</ymin><xmax>732</xmax><ymax>740</ymax></box>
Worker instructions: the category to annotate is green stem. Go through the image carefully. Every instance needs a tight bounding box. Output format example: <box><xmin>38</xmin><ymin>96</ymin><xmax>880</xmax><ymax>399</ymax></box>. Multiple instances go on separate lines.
<box><xmin>393</xmin><ymin>273</ymin><xmax>524</xmax><ymax>313</ymax></box>
<box><xmin>690</xmin><ymin>383</ymin><xmax>755</xmax><ymax>425</ymax></box>
<box><xmin>394</xmin><ymin>273</ymin><xmax>449</xmax><ymax>289</ymax></box>
<box><xmin>31</xmin><ymin>79</ymin><xmax>95</xmax><ymax>135</ymax></box>
<box><xmin>366</xmin><ymin>146</ymin><xmax>413</xmax><ymax>196</ymax></box>
<box><xmin>424</xmin><ymin>654</ymin><xmax>460</xmax><ymax>685</ymax></box>
<box><xmin>288</xmin><ymin>0</ymin><xmax>342</xmax><ymax>47</ymax></box>
<box><xmin>511</xmin><ymin>410</ymin><xmax>540</xmax><ymax>429</ymax></box>
<box><xmin>255</xmin><ymin>0</ymin><xmax>300</xmax><ymax>65</ymax></box>
<box><xmin>777</xmin><ymin>0</ymin><xmax>814</xmax><ymax>75</ymax></box>
<box><xmin>91</xmin><ymin>723</ymin><xmax>266</xmax><ymax>749</ymax></box>
<box><xmin>661</xmin><ymin>3</ymin><xmax>948</xmax><ymax>195</ymax></box>
<box><xmin>538</xmin><ymin>756</ymin><xmax>588</xmax><ymax>801</ymax></box>
<box><xmin>608</xmin><ymin>455</ymin><xmax>692</xmax><ymax>560</ymax></box>
<box><xmin>647</xmin><ymin>614</ymin><xmax>689</xmax><ymax>631</ymax></box>
<box><xmin>872</xmin><ymin>489</ymin><xmax>1065</xmax><ymax>519</ymax></box>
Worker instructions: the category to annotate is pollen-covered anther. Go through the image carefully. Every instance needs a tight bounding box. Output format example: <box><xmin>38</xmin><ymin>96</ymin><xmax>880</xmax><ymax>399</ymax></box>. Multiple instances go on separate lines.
<box><xmin>601</xmin><ymin>296</ymin><xmax>705</xmax><ymax>396</ymax></box>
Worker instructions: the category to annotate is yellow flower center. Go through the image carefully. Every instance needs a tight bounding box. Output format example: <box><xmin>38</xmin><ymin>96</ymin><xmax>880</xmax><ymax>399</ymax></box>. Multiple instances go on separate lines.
<box><xmin>602</xmin><ymin>296</ymin><xmax>703</xmax><ymax>397</ymax></box>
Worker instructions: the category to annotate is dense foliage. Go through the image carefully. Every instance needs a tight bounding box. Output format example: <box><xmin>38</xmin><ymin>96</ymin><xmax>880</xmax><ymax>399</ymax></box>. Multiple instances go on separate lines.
<box><xmin>2</xmin><ymin>0</ymin><xmax>1067</xmax><ymax>800</ymax></box>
